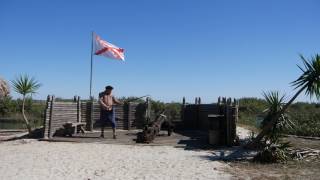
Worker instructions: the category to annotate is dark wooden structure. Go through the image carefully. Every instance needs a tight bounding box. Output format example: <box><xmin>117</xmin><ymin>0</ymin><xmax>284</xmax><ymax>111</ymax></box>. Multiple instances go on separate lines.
<box><xmin>43</xmin><ymin>95</ymin><xmax>147</xmax><ymax>139</ymax></box>
<box><xmin>181</xmin><ymin>97</ymin><xmax>239</xmax><ymax>146</ymax></box>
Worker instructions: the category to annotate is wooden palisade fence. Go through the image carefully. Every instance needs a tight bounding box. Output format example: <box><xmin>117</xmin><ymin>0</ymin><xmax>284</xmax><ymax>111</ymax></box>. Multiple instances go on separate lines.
<box><xmin>43</xmin><ymin>95</ymin><xmax>147</xmax><ymax>139</ymax></box>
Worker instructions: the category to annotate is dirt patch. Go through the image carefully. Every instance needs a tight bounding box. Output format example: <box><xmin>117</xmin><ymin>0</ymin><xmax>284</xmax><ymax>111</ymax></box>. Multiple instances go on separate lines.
<box><xmin>229</xmin><ymin>159</ymin><xmax>320</xmax><ymax>180</ymax></box>
<box><xmin>283</xmin><ymin>136</ymin><xmax>320</xmax><ymax>150</ymax></box>
<box><xmin>227</xmin><ymin>135</ymin><xmax>320</xmax><ymax>179</ymax></box>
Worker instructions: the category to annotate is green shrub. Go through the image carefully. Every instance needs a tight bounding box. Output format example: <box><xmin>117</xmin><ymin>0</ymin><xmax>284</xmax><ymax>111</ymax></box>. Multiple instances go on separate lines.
<box><xmin>238</xmin><ymin>97</ymin><xmax>320</xmax><ymax>137</ymax></box>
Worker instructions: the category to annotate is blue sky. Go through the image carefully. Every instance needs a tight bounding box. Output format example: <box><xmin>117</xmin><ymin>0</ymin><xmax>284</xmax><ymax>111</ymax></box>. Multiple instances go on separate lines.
<box><xmin>1</xmin><ymin>0</ymin><xmax>320</xmax><ymax>103</ymax></box>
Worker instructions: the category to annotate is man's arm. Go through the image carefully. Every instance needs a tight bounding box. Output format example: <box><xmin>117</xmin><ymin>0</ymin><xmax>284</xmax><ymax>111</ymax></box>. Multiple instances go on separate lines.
<box><xmin>113</xmin><ymin>96</ymin><xmax>123</xmax><ymax>105</ymax></box>
<box><xmin>99</xmin><ymin>96</ymin><xmax>108</xmax><ymax>109</ymax></box>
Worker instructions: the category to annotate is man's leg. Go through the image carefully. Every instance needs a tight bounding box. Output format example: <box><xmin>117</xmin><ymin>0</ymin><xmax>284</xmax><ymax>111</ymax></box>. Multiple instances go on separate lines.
<box><xmin>100</xmin><ymin>125</ymin><xmax>105</xmax><ymax>138</ymax></box>
<box><xmin>112</xmin><ymin>128</ymin><xmax>116</xmax><ymax>139</ymax></box>
<box><xmin>110</xmin><ymin>109</ymin><xmax>117</xmax><ymax>139</ymax></box>
<box><xmin>100</xmin><ymin>111</ymin><xmax>105</xmax><ymax>138</ymax></box>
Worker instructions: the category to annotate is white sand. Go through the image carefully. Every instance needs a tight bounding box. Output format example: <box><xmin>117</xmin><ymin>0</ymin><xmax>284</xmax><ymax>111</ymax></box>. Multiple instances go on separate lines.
<box><xmin>0</xmin><ymin>139</ymin><xmax>233</xmax><ymax>180</ymax></box>
<box><xmin>0</xmin><ymin>127</ymin><xmax>251</xmax><ymax>180</ymax></box>
<box><xmin>237</xmin><ymin>126</ymin><xmax>251</xmax><ymax>140</ymax></box>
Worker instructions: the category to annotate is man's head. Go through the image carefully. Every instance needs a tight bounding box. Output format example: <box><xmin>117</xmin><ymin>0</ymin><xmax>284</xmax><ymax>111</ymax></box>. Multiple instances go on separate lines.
<box><xmin>105</xmin><ymin>85</ymin><xmax>113</xmax><ymax>95</ymax></box>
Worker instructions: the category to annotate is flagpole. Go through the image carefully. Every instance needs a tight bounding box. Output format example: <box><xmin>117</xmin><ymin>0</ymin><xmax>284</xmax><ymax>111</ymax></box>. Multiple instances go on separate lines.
<box><xmin>89</xmin><ymin>31</ymin><xmax>94</xmax><ymax>99</ymax></box>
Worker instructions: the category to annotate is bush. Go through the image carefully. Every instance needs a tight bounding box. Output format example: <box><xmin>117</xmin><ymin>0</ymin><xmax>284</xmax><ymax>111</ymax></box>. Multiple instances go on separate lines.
<box><xmin>0</xmin><ymin>97</ymin><xmax>45</xmax><ymax>128</ymax></box>
<box><xmin>238</xmin><ymin>98</ymin><xmax>267</xmax><ymax>126</ymax></box>
<box><xmin>238</xmin><ymin>97</ymin><xmax>320</xmax><ymax>137</ymax></box>
<box><xmin>150</xmin><ymin>99</ymin><xmax>181</xmax><ymax>121</ymax></box>
<box><xmin>0</xmin><ymin>96</ymin><xmax>15</xmax><ymax>116</ymax></box>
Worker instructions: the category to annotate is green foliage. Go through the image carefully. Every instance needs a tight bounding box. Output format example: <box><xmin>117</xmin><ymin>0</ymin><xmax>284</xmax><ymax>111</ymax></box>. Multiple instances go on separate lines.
<box><xmin>10</xmin><ymin>74</ymin><xmax>42</xmax><ymax>132</ymax></box>
<box><xmin>0</xmin><ymin>96</ymin><xmax>15</xmax><ymax>116</ymax></box>
<box><xmin>261</xmin><ymin>91</ymin><xmax>295</xmax><ymax>143</ymax></box>
<box><xmin>119</xmin><ymin>97</ymin><xmax>182</xmax><ymax>122</ymax></box>
<box><xmin>150</xmin><ymin>99</ymin><xmax>166</xmax><ymax>115</ymax></box>
<box><xmin>251</xmin><ymin>91</ymin><xmax>293</xmax><ymax>163</ymax></box>
<box><xmin>149</xmin><ymin>99</ymin><xmax>181</xmax><ymax>121</ymax></box>
<box><xmin>164</xmin><ymin>102</ymin><xmax>181</xmax><ymax>121</ymax></box>
<box><xmin>0</xmin><ymin>98</ymin><xmax>45</xmax><ymax>128</ymax></box>
<box><xmin>11</xmin><ymin>74</ymin><xmax>41</xmax><ymax>96</ymax></box>
<box><xmin>16</xmin><ymin>97</ymin><xmax>33</xmax><ymax>112</ymax></box>
<box><xmin>238</xmin><ymin>97</ymin><xmax>267</xmax><ymax>126</ymax></box>
<box><xmin>118</xmin><ymin>96</ymin><xmax>145</xmax><ymax>104</ymax></box>
<box><xmin>55</xmin><ymin>97</ymin><xmax>76</xmax><ymax>102</ymax></box>
<box><xmin>285</xmin><ymin>104</ymin><xmax>320</xmax><ymax>136</ymax></box>
<box><xmin>239</xmin><ymin>97</ymin><xmax>320</xmax><ymax>137</ymax></box>
<box><xmin>254</xmin><ymin>141</ymin><xmax>292</xmax><ymax>163</ymax></box>
<box><xmin>291</xmin><ymin>54</ymin><xmax>320</xmax><ymax>99</ymax></box>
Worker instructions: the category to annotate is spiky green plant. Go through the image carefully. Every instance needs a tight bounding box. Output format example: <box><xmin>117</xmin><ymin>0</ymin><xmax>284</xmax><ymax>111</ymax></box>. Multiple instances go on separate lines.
<box><xmin>247</xmin><ymin>54</ymin><xmax>320</xmax><ymax>148</ymax></box>
<box><xmin>11</xmin><ymin>74</ymin><xmax>41</xmax><ymax>134</ymax></box>
<box><xmin>261</xmin><ymin>91</ymin><xmax>295</xmax><ymax>143</ymax></box>
<box><xmin>253</xmin><ymin>141</ymin><xmax>292</xmax><ymax>163</ymax></box>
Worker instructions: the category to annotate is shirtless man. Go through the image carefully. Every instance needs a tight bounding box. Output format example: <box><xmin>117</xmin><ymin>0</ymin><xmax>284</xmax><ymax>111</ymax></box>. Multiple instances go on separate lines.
<box><xmin>99</xmin><ymin>85</ymin><xmax>123</xmax><ymax>139</ymax></box>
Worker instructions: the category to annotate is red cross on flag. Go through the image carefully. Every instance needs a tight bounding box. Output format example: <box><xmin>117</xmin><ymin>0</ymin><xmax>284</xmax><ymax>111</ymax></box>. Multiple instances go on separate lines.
<box><xmin>94</xmin><ymin>33</ymin><xmax>125</xmax><ymax>61</ymax></box>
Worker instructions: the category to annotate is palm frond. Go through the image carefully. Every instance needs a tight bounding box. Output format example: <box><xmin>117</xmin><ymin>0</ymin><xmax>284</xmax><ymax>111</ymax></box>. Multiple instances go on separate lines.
<box><xmin>11</xmin><ymin>74</ymin><xmax>41</xmax><ymax>96</ymax></box>
<box><xmin>291</xmin><ymin>54</ymin><xmax>320</xmax><ymax>99</ymax></box>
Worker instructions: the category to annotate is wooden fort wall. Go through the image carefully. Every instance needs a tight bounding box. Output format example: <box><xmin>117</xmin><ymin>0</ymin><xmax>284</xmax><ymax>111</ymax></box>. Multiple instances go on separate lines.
<box><xmin>43</xmin><ymin>95</ymin><xmax>146</xmax><ymax>138</ymax></box>
<box><xmin>181</xmin><ymin>97</ymin><xmax>239</xmax><ymax>146</ymax></box>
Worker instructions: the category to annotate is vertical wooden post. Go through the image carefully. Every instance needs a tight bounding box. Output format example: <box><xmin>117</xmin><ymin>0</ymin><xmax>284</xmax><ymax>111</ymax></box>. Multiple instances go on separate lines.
<box><xmin>145</xmin><ymin>97</ymin><xmax>151</xmax><ymax>125</ymax></box>
<box><xmin>225</xmin><ymin>98</ymin><xmax>232</xmax><ymax>146</ymax></box>
<box><xmin>195</xmin><ymin>97</ymin><xmax>200</xmax><ymax>129</ymax></box>
<box><xmin>127</xmin><ymin>102</ymin><xmax>131</xmax><ymax>130</ymax></box>
<box><xmin>232</xmin><ymin>98</ymin><xmax>239</xmax><ymax>144</ymax></box>
<box><xmin>48</xmin><ymin>95</ymin><xmax>55</xmax><ymax>138</ymax></box>
<box><xmin>90</xmin><ymin>96</ymin><xmax>94</xmax><ymax>131</ymax></box>
<box><xmin>181</xmin><ymin>97</ymin><xmax>186</xmax><ymax>122</ymax></box>
<box><xmin>43</xmin><ymin>95</ymin><xmax>51</xmax><ymax>139</ymax></box>
<box><xmin>77</xmin><ymin>96</ymin><xmax>81</xmax><ymax>123</ymax></box>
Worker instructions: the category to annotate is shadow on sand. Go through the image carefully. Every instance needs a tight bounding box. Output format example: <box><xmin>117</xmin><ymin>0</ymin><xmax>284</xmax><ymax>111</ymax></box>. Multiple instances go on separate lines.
<box><xmin>173</xmin><ymin>129</ymin><xmax>257</xmax><ymax>161</ymax></box>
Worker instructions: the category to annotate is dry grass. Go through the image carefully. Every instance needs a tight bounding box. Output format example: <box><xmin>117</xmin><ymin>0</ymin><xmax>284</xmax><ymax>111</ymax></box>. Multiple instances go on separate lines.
<box><xmin>229</xmin><ymin>159</ymin><xmax>320</xmax><ymax>180</ymax></box>
<box><xmin>227</xmin><ymin>136</ymin><xmax>320</xmax><ymax>180</ymax></box>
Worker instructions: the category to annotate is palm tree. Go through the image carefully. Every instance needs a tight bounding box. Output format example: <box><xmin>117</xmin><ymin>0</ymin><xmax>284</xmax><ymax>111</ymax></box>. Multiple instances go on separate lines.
<box><xmin>247</xmin><ymin>54</ymin><xmax>320</xmax><ymax>148</ymax></box>
<box><xmin>11</xmin><ymin>75</ymin><xmax>41</xmax><ymax>134</ymax></box>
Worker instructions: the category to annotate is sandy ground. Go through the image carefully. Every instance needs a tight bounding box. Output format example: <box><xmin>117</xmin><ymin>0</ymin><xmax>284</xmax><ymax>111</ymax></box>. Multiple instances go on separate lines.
<box><xmin>0</xmin><ymin>127</ymin><xmax>251</xmax><ymax>180</ymax></box>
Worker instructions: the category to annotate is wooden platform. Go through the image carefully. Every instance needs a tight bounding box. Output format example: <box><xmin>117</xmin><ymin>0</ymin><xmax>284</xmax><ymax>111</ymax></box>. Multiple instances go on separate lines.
<box><xmin>41</xmin><ymin>129</ymin><xmax>214</xmax><ymax>149</ymax></box>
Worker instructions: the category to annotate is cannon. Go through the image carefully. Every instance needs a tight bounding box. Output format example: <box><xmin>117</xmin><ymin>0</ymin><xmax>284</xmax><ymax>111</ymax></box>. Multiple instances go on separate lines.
<box><xmin>136</xmin><ymin>111</ymin><xmax>174</xmax><ymax>143</ymax></box>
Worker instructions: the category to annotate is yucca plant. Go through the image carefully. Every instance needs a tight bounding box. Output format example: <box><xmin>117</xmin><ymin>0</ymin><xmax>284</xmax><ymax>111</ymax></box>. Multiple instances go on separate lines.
<box><xmin>261</xmin><ymin>91</ymin><xmax>294</xmax><ymax>144</ymax></box>
<box><xmin>254</xmin><ymin>141</ymin><xmax>292</xmax><ymax>163</ymax></box>
<box><xmin>11</xmin><ymin>75</ymin><xmax>41</xmax><ymax>134</ymax></box>
<box><xmin>247</xmin><ymin>54</ymin><xmax>320</xmax><ymax>148</ymax></box>
<box><xmin>252</xmin><ymin>91</ymin><xmax>293</xmax><ymax>163</ymax></box>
